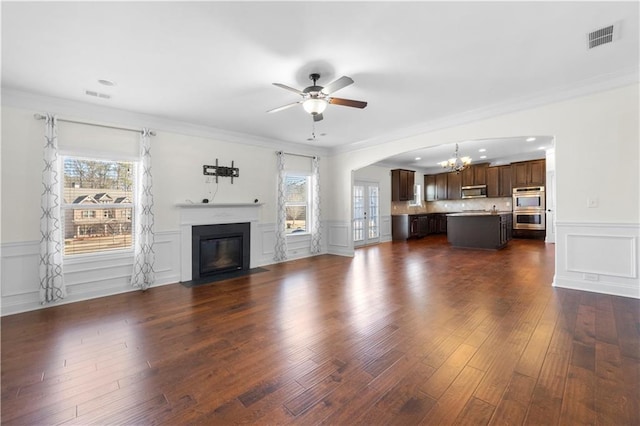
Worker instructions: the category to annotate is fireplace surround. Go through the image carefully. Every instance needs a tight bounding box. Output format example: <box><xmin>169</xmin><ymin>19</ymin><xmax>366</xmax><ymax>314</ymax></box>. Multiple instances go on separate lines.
<box><xmin>178</xmin><ymin>203</ymin><xmax>262</xmax><ymax>282</ymax></box>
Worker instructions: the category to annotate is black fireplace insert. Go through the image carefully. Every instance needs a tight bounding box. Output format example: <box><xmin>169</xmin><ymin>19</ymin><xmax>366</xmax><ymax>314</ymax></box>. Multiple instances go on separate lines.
<box><xmin>191</xmin><ymin>223</ymin><xmax>250</xmax><ymax>280</ymax></box>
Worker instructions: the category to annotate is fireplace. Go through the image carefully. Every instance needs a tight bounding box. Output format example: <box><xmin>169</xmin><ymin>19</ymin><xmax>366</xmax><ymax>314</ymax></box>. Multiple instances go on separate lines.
<box><xmin>191</xmin><ymin>223</ymin><xmax>250</xmax><ymax>280</ymax></box>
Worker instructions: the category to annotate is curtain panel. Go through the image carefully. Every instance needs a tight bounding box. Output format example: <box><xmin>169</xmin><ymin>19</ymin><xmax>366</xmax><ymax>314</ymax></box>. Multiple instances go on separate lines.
<box><xmin>39</xmin><ymin>114</ymin><xmax>66</xmax><ymax>303</ymax></box>
<box><xmin>310</xmin><ymin>156</ymin><xmax>321</xmax><ymax>254</ymax></box>
<box><xmin>274</xmin><ymin>151</ymin><xmax>288</xmax><ymax>261</ymax></box>
<box><xmin>131</xmin><ymin>129</ymin><xmax>156</xmax><ymax>290</ymax></box>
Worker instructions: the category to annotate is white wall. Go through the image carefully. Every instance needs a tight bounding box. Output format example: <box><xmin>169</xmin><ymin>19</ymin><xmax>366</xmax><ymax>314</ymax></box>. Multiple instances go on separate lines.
<box><xmin>2</xmin><ymin>84</ymin><xmax>638</xmax><ymax>314</ymax></box>
<box><xmin>0</xmin><ymin>103</ymin><xmax>328</xmax><ymax>314</ymax></box>
<box><xmin>325</xmin><ymin>84</ymin><xmax>640</xmax><ymax>298</ymax></box>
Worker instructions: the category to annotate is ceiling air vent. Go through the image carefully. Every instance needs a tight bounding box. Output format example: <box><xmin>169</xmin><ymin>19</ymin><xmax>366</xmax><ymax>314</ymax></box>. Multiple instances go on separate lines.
<box><xmin>85</xmin><ymin>89</ymin><xmax>111</xmax><ymax>99</ymax></box>
<box><xmin>587</xmin><ymin>24</ymin><xmax>616</xmax><ymax>49</ymax></box>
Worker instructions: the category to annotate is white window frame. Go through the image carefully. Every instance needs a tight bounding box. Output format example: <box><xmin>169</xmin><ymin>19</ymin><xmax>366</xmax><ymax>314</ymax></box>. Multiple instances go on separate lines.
<box><xmin>61</xmin><ymin>154</ymin><xmax>138</xmax><ymax>258</ymax></box>
<box><xmin>284</xmin><ymin>172</ymin><xmax>313</xmax><ymax>237</ymax></box>
<box><xmin>409</xmin><ymin>183</ymin><xmax>422</xmax><ymax>207</ymax></box>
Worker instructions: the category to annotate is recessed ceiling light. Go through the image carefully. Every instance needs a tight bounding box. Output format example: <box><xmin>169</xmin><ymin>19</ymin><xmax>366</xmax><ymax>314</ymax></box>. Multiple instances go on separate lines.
<box><xmin>480</xmin><ymin>155</ymin><xmax>487</xmax><ymax>159</ymax></box>
<box><xmin>538</xmin><ymin>146</ymin><xmax>546</xmax><ymax>150</ymax></box>
<box><xmin>478</xmin><ymin>148</ymin><xmax>486</xmax><ymax>152</ymax></box>
<box><xmin>98</xmin><ymin>79</ymin><xmax>116</xmax><ymax>86</ymax></box>
<box><xmin>526</xmin><ymin>137</ymin><xmax>536</xmax><ymax>142</ymax></box>
<box><xmin>415</xmin><ymin>157</ymin><xmax>421</xmax><ymax>161</ymax></box>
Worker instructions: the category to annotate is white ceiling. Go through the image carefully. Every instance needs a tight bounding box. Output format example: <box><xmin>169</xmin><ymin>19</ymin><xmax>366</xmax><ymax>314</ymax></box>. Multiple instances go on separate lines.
<box><xmin>2</xmin><ymin>1</ymin><xmax>638</xmax><ymax>164</ymax></box>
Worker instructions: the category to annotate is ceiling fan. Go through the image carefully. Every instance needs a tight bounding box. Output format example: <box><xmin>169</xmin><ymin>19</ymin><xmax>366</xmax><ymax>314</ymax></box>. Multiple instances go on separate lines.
<box><xmin>267</xmin><ymin>73</ymin><xmax>367</xmax><ymax>122</ymax></box>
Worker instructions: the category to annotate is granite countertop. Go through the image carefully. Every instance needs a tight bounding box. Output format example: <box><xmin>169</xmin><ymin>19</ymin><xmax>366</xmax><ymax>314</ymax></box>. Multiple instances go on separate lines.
<box><xmin>447</xmin><ymin>211</ymin><xmax>511</xmax><ymax>217</ymax></box>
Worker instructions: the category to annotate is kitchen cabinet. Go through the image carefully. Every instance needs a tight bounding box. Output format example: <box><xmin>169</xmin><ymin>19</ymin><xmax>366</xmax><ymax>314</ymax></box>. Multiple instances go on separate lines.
<box><xmin>461</xmin><ymin>163</ymin><xmax>488</xmax><ymax>187</ymax></box>
<box><xmin>511</xmin><ymin>160</ymin><xmax>545</xmax><ymax>187</ymax></box>
<box><xmin>499</xmin><ymin>165</ymin><xmax>512</xmax><ymax>196</ymax></box>
<box><xmin>447</xmin><ymin>213</ymin><xmax>512</xmax><ymax>249</ymax></box>
<box><xmin>487</xmin><ymin>165</ymin><xmax>512</xmax><ymax>197</ymax></box>
<box><xmin>424</xmin><ymin>173</ymin><xmax>448</xmax><ymax>201</ymax></box>
<box><xmin>447</xmin><ymin>172</ymin><xmax>462</xmax><ymax>199</ymax></box>
<box><xmin>391</xmin><ymin>169</ymin><xmax>415</xmax><ymax>201</ymax></box>
<box><xmin>392</xmin><ymin>213</ymin><xmax>445</xmax><ymax>240</ymax></box>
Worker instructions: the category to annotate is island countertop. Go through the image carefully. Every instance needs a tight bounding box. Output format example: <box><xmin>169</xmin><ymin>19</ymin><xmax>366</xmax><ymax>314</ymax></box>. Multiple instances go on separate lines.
<box><xmin>446</xmin><ymin>211</ymin><xmax>511</xmax><ymax>217</ymax></box>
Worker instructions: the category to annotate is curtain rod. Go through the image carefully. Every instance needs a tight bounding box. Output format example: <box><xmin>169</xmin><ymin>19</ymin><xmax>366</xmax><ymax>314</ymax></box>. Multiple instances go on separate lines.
<box><xmin>276</xmin><ymin>150</ymin><xmax>318</xmax><ymax>160</ymax></box>
<box><xmin>33</xmin><ymin>114</ymin><xmax>156</xmax><ymax>136</ymax></box>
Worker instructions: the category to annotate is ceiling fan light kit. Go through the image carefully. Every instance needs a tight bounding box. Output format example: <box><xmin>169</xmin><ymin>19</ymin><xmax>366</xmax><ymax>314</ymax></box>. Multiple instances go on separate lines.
<box><xmin>268</xmin><ymin>72</ymin><xmax>367</xmax><ymax>122</ymax></box>
<box><xmin>302</xmin><ymin>98</ymin><xmax>327</xmax><ymax>115</ymax></box>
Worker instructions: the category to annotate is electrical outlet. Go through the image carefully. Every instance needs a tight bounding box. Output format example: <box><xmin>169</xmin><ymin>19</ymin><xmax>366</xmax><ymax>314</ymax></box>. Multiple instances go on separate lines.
<box><xmin>587</xmin><ymin>197</ymin><xmax>598</xmax><ymax>208</ymax></box>
<box><xmin>583</xmin><ymin>273</ymin><xmax>599</xmax><ymax>281</ymax></box>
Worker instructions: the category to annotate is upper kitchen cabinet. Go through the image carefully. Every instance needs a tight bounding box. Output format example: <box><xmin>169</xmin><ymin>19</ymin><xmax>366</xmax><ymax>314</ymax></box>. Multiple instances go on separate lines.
<box><xmin>447</xmin><ymin>172</ymin><xmax>462</xmax><ymax>199</ymax></box>
<box><xmin>425</xmin><ymin>173</ymin><xmax>448</xmax><ymax>201</ymax></box>
<box><xmin>391</xmin><ymin>169</ymin><xmax>416</xmax><ymax>201</ymax></box>
<box><xmin>487</xmin><ymin>165</ymin><xmax>512</xmax><ymax>197</ymax></box>
<box><xmin>511</xmin><ymin>159</ymin><xmax>545</xmax><ymax>187</ymax></box>
<box><xmin>461</xmin><ymin>163</ymin><xmax>488</xmax><ymax>187</ymax></box>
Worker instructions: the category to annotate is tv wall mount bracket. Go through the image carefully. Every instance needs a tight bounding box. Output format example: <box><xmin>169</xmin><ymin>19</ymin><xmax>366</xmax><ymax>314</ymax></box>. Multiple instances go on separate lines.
<box><xmin>203</xmin><ymin>159</ymin><xmax>239</xmax><ymax>184</ymax></box>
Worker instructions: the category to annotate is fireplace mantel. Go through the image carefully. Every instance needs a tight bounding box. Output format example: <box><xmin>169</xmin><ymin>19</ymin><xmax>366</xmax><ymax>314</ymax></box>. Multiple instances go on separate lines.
<box><xmin>178</xmin><ymin>203</ymin><xmax>263</xmax><ymax>281</ymax></box>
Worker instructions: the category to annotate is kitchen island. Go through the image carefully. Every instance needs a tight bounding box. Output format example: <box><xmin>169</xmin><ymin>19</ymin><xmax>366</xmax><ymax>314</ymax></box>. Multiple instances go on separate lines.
<box><xmin>447</xmin><ymin>212</ymin><xmax>512</xmax><ymax>249</ymax></box>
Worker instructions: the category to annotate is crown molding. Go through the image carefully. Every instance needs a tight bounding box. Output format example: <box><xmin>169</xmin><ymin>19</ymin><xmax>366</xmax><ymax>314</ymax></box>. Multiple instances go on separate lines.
<box><xmin>330</xmin><ymin>66</ymin><xmax>640</xmax><ymax>156</ymax></box>
<box><xmin>4</xmin><ymin>65</ymin><xmax>637</xmax><ymax>160</ymax></box>
<box><xmin>1</xmin><ymin>87</ymin><xmax>330</xmax><ymax>158</ymax></box>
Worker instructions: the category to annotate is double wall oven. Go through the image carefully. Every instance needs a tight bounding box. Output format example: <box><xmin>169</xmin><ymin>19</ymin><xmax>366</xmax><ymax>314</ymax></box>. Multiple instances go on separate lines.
<box><xmin>512</xmin><ymin>186</ymin><xmax>545</xmax><ymax>230</ymax></box>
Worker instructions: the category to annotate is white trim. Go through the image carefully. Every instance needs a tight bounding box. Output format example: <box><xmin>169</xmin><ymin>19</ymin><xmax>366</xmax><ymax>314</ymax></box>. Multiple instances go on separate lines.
<box><xmin>178</xmin><ymin>204</ymin><xmax>262</xmax><ymax>282</ymax></box>
<box><xmin>1</xmin><ymin>230</ymin><xmax>182</xmax><ymax>316</ymax></box>
<box><xmin>4</xmin><ymin>68</ymin><xmax>637</xmax><ymax>158</ymax></box>
<box><xmin>2</xmin><ymin>88</ymin><xmax>329</xmax><ymax>157</ymax></box>
<box><xmin>565</xmin><ymin>234</ymin><xmax>636</xmax><ymax>279</ymax></box>
<box><xmin>554</xmin><ymin>222</ymin><xmax>639</xmax><ymax>299</ymax></box>
<box><xmin>331</xmin><ymin>68</ymin><xmax>639</xmax><ymax>155</ymax></box>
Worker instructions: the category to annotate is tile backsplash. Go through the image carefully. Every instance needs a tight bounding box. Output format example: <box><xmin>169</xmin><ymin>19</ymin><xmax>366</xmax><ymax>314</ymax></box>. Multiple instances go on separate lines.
<box><xmin>392</xmin><ymin>197</ymin><xmax>512</xmax><ymax>215</ymax></box>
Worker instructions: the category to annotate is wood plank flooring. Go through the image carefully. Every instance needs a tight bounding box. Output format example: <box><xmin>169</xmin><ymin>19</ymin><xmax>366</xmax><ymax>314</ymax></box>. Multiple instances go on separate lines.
<box><xmin>2</xmin><ymin>236</ymin><xmax>638</xmax><ymax>425</ymax></box>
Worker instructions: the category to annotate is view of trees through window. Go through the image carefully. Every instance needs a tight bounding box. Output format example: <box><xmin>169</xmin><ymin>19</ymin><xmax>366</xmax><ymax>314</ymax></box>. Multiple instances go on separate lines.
<box><xmin>285</xmin><ymin>175</ymin><xmax>309</xmax><ymax>234</ymax></box>
<box><xmin>63</xmin><ymin>157</ymin><xmax>135</xmax><ymax>255</ymax></box>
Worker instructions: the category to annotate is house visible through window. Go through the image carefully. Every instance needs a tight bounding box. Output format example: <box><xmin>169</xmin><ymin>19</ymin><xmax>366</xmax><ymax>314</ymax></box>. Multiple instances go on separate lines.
<box><xmin>62</xmin><ymin>156</ymin><xmax>135</xmax><ymax>255</ymax></box>
<box><xmin>285</xmin><ymin>175</ymin><xmax>310</xmax><ymax>234</ymax></box>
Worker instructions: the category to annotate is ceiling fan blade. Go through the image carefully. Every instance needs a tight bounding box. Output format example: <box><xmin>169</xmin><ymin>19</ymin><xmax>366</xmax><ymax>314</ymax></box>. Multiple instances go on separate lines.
<box><xmin>320</xmin><ymin>76</ymin><xmax>353</xmax><ymax>95</ymax></box>
<box><xmin>313</xmin><ymin>113</ymin><xmax>324</xmax><ymax>122</ymax></box>
<box><xmin>328</xmin><ymin>97</ymin><xmax>368</xmax><ymax>109</ymax></box>
<box><xmin>273</xmin><ymin>83</ymin><xmax>304</xmax><ymax>95</ymax></box>
<box><xmin>267</xmin><ymin>101</ymin><xmax>301</xmax><ymax>113</ymax></box>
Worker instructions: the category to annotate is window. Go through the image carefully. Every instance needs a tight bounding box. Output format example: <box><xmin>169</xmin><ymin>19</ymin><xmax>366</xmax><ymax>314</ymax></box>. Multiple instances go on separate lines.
<box><xmin>62</xmin><ymin>156</ymin><xmax>135</xmax><ymax>255</ymax></box>
<box><xmin>284</xmin><ymin>174</ymin><xmax>310</xmax><ymax>234</ymax></box>
<box><xmin>409</xmin><ymin>183</ymin><xmax>422</xmax><ymax>207</ymax></box>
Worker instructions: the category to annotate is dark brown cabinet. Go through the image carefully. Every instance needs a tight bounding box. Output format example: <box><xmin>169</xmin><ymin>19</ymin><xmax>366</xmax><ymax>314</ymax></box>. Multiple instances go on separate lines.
<box><xmin>499</xmin><ymin>165</ymin><xmax>512</xmax><ymax>196</ymax></box>
<box><xmin>424</xmin><ymin>174</ymin><xmax>448</xmax><ymax>201</ymax></box>
<box><xmin>447</xmin><ymin>172</ymin><xmax>462</xmax><ymax>199</ymax></box>
<box><xmin>391</xmin><ymin>169</ymin><xmax>415</xmax><ymax>201</ymax></box>
<box><xmin>461</xmin><ymin>163</ymin><xmax>488</xmax><ymax>187</ymax></box>
<box><xmin>487</xmin><ymin>165</ymin><xmax>512</xmax><ymax>197</ymax></box>
<box><xmin>511</xmin><ymin>160</ymin><xmax>545</xmax><ymax>187</ymax></box>
<box><xmin>392</xmin><ymin>213</ymin><xmax>446</xmax><ymax>240</ymax></box>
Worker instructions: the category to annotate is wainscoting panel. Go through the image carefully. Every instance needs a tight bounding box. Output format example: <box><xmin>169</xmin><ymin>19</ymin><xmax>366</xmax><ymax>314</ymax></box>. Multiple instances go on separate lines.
<box><xmin>554</xmin><ymin>222</ymin><xmax>639</xmax><ymax>299</ymax></box>
<box><xmin>256</xmin><ymin>222</ymin><xmax>332</xmax><ymax>265</ymax></box>
<box><xmin>380</xmin><ymin>215</ymin><xmax>392</xmax><ymax>243</ymax></box>
<box><xmin>1</xmin><ymin>230</ymin><xmax>181</xmax><ymax>316</ymax></box>
<box><xmin>326</xmin><ymin>220</ymin><xmax>354</xmax><ymax>257</ymax></box>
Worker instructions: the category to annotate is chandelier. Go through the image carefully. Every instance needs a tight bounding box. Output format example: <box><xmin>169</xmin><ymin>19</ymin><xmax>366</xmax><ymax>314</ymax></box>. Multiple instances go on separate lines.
<box><xmin>439</xmin><ymin>143</ymin><xmax>471</xmax><ymax>173</ymax></box>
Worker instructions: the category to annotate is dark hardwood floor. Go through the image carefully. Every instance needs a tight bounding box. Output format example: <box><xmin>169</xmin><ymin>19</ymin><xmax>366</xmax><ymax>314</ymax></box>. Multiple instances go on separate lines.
<box><xmin>2</xmin><ymin>236</ymin><xmax>638</xmax><ymax>425</ymax></box>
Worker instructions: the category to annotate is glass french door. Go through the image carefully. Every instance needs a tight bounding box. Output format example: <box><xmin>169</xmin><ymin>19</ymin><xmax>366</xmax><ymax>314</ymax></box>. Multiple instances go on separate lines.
<box><xmin>353</xmin><ymin>181</ymin><xmax>380</xmax><ymax>247</ymax></box>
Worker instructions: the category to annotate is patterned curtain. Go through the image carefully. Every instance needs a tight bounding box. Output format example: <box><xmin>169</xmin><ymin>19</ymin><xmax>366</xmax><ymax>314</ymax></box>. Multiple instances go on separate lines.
<box><xmin>310</xmin><ymin>156</ymin><xmax>321</xmax><ymax>254</ymax></box>
<box><xmin>131</xmin><ymin>129</ymin><xmax>155</xmax><ymax>290</ymax></box>
<box><xmin>274</xmin><ymin>151</ymin><xmax>288</xmax><ymax>261</ymax></box>
<box><xmin>39</xmin><ymin>114</ymin><xmax>66</xmax><ymax>303</ymax></box>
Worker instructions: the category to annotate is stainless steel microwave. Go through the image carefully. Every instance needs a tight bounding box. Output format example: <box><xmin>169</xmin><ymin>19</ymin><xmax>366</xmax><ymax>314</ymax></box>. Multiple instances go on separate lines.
<box><xmin>461</xmin><ymin>185</ymin><xmax>487</xmax><ymax>199</ymax></box>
